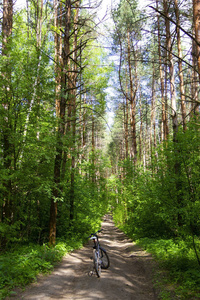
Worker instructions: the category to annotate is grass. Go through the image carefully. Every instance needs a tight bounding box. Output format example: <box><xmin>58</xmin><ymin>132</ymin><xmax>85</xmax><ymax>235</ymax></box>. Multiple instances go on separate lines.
<box><xmin>0</xmin><ymin>239</ymin><xmax>83</xmax><ymax>299</ymax></box>
<box><xmin>135</xmin><ymin>237</ymin><xmax>200</xmax><ymax>299</ymax></box>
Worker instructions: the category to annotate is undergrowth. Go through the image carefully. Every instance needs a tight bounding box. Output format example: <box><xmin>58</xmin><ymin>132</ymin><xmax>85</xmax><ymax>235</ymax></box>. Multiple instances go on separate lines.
<box><xmin>0</xmin><ymin>238</ymin><xmax>83</xmax><ymax>299</ymax></box>
<box><xmin>135</xmin><ymin>237</ymin><xmax>200</xmax><ymax>299</ymax></box>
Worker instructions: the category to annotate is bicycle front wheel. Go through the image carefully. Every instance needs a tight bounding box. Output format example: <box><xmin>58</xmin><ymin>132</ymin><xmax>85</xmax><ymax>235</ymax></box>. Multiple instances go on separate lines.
<box><xmin>100</xmin><ymin>247</ymin><xmax>110</xmax><ymax>269</ymax></box>
<box><xmin>93</xmin><ymin>249</ymin><xmax>101</xmax><ymax>277</ymax></box>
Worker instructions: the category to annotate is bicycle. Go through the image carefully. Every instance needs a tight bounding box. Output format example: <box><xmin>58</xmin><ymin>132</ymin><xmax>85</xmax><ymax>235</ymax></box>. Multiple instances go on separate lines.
<box><xmin>89</xmin><ymin>229</ymin><xmax>110</xmax><ymax>277</ymax></box>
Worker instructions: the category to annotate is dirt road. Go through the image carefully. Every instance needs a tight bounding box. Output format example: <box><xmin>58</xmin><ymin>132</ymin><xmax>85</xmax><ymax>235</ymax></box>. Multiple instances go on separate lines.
<box><xmin>10</xmin><ymin>216</ymin><xmax>158</xmax><ymax>300</ymax></box>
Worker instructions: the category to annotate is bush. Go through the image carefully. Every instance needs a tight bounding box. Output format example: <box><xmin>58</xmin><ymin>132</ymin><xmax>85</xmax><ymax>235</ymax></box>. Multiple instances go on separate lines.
<box><xmin>0</xmin><ymin>240</ymin><xmax>83</xmax><ymax>299</ymax></box>
<box><xmin>136</xmin><ymin>237</ymin><xmax>200</xmax><ymax>299</ymax></box>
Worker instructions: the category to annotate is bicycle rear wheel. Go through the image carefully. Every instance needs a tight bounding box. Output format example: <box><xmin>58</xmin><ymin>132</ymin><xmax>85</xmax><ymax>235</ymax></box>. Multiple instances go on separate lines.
<box><xmin>100</xmin><ymin>247</ymin><xmax>110</xmax><ymax>269</ymax></box>
<box><xmin>93</xmin><ymin>249</ymin><xmax>101</xmax><ymax>277</ymax></box>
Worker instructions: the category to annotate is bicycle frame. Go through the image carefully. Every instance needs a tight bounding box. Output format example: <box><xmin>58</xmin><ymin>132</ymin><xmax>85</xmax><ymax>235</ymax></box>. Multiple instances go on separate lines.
<box><xmin>89</xmin><ymin>229</ymin><xmax>110</xmax><ymax>277</ymax></box>
<box><xmin>90</xmin><ymin>235</ymin><xmax>99</xmax><ymax>249</ymax></box>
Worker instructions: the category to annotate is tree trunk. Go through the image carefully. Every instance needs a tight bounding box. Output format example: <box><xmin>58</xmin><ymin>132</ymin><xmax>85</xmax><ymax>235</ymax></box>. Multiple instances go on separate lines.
<box><xmin>23</xmin><ymin>0</ymin><xmax>43</xmax><ymax>142</ymax></box>
<box><xmin>49</xmin><ymin>0</ymin><xmax>71</xmax><ymax>246</ymax></box>
<box><xmin>139</xmin><ymin>91</ymin><xmax>143</xmax><ymax>163</ymax></box>
<box><xmin>2</xmin><ymin>0</ymin><xmax>13</xmax><ymax>224</ymax></box>
<box><xmin>2</xmin><ymin>0</ymin><xmax>13</xmax><ymax>54</ymax></box>
<box><xmin>127</xmin><ymin>30</ymin><xmax>137</xmax><ymax>162</ymax></box>
<box><xmin>192</xmin><ymin>0</ymin><xmax>200</xmax><ymax>113</ymax></box>
<box><xmin>150</xmin><ymin>57</ymin><xmax>156</xmax><ymax>155</ymax></box>
<box><xmin>69</xmin><ymin>1</ymin><xmax>79</xmax><ymax>223</ymax></box>
<box><xmin>91</xmin><ymin>112</ymin><xmax>96</xmax><ymax>182</ymax></box>
<box><xmin>164</xmin><ymin>0</ymin><xmax>178</xmax><ymax>141</ymax></box>
<box><xmin>191</xmin><ymin>34</ymin><xmax>199</xmax><ymax>114</ymax></box>
<box><xmin>125</xmin><ymin>68</ymin><xmax>129</xmax><ymax>159</ymax></box>
<box><xmin>164</xmin><ymin>0</ymin><xmax>183</xmax><ymax>227</ymax></box>
<box><xmin>193</xmin><ymin>0</ymin><xmax>200</xmax><ymax>82</ymax></box>
<box><xmin>157</xmin><ymin>0</ymin><xmax>168</xmax><ymax>141</ymax></box>
<box><xmin>174</xmin><ymin>0</ymin><xmax>187</xmax><ymax>131</ymax></box>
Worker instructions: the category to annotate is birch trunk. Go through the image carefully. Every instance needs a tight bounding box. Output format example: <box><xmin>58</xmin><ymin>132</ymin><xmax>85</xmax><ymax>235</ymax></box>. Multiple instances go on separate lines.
<box><xmin>150</xmin><ymin>58</ymin><xmax>156</xmax><ymax>155</ymax></box>
<box><xmin>127</xmin><ymin>30</ymin><xmax>137</xmax><ymax>162</ymax></box>
<box><xmin>139</xmin><ymin>91</ymin><xmax>143</xmax><ymax>163</ymax></box>
<box><xmin>164</xmin><ymin>0</ymin><xmax>178</xmax><ymax>141</ymax></box>
<box><xmin>23</xmin><ymin>0</ymin><xmax>43</xmax><ymax>142</ymax></box>
<box><xmin>156</xmin><ymin>0</ymin><xmax>168</xmax><ymax>141</ymax></box>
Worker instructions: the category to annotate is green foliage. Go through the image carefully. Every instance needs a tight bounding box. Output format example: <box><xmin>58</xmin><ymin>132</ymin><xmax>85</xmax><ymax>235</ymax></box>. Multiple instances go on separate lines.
<box><xmin>57</xmin><ymin>150</ymin><xmax>110</xmax><ymax>240</ymax></box>
<box><xmin>109</xmin><ymin>118</ymin><xmax>200</xmax><ymax>298</ymax></box>
<box><xmin>111</xmin><ymin>118</ymin><xmax>200</xmax><ymax>240</ymax></box>
<box><xmin>0</xmin><ymin>240</ymin><xmax>83</xmax><ymax>299</ymax></box>
<box><xmin>113</xmin><ymin>0</ymin><xmax>142</xmax><ymax>39</ymax></box>
<box><xmin>0</xmin><ymin>2</ymin><xmax>56</xmax><ymax>247</ymax></box>
<box><xmin>1</xmin><ymin>0</ymin><xmax>112</xmax><ymax>251</ymax></box>
<box><xmin>136</xmin><ymin>237</ymin><xmax>200</xmax><ymax>299</ymax></box>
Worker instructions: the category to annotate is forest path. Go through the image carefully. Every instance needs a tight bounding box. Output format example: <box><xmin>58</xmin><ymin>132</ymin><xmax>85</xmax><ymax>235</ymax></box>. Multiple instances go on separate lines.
<box><xmin>10</xmin><ymin>215</ymin><xmax>158</xmax><ymax>300</ymax></box>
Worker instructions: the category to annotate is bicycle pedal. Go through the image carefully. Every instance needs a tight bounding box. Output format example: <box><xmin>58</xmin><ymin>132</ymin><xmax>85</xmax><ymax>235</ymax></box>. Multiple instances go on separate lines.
<box><xmin>88</xmin><ymin>271</ymin><xmax>93</xmax><ymax>277</ymax></box>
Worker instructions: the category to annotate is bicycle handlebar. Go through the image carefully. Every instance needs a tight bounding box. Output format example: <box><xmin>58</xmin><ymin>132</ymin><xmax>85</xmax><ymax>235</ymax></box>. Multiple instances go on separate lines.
<box><xmin>88</xmin><ymin>229</ymin><xmax>103</xmax><ymax>238</ymax></box>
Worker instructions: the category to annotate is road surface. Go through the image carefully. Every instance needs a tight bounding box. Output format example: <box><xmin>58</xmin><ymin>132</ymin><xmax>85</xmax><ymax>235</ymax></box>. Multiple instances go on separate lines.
<box><xmin>9</xmin><ymin>215</ymin><xmax>158</xmax><ymax>300</ymax></box>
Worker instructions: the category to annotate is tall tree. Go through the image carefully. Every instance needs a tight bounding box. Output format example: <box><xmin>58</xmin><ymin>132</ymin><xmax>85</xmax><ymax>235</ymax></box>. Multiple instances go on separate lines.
<box><xmin>127</xmin><ymin>30</ymin><xmax>138</xmax><ymax>161</ymax></box>
<box><xmin>193</xmin><ymin>0</ymin><xmax>200</xmax><ymax>81</ymax></box>
<box><xmin>69</xmin><ymin>0</ymin><xmax>80</xmax><ymax>223</ymax></box>
<box><xmin>1</xmin><ymin>0</ymin><xmax>13</xmax><ymax>223</ymax></box>
<box><xmin>150</xmin><ymin>55</ymin><xmax>157</xmax><ymax>154</ymax></box>
<box><xmin>163</xmin><ymin>0</ymin><xmax>178</xmax><ymax>141</ymax></box>
<box><xmin>112</xmin><ymin>0</ymin><xmax>141</xmax><ymax>163</ymax></box>
<box><xmin>156</xmin><ymin>0</ymin><xmax>168</xmax><ymax>141</ymax></box>
<box><xmin>49</xmin><ymin>0</ymin><xmax>72</xmax><ymax>246</ymax></box>
<box><xmin>174</xmin><ymin>0</ymin><xmax>187</xmax><ymax>131</ymax></box>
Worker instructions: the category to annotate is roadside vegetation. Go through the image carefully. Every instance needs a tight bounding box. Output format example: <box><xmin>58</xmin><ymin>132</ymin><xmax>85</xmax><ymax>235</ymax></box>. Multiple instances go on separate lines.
<box><xmin>108</xmin><ymin>0</ymin><xmax>200</xmax><ymax>298</ymax></box>
<box><xmin>0</xmin><ymin>242</ymin><xmax>74</xmax><ymax>299</ymax></box>
<box><xmin>111</xmin><ymin>119</ymin><xmax>200</xmax><ymax>299</ymax></box>
<box><xmin>0</xmin><ymin>212</ymin><xmax>104</xmax><ymax>299</ymax></box>
<box><xmin>1</xmin><ymin>0</ymin><xmax>200</xmax><ymax>299</ymax></box>
<box><xmin>136</xmin><ymin>238</ymin><xmax>200</xmax><ymax>299</ymax></box>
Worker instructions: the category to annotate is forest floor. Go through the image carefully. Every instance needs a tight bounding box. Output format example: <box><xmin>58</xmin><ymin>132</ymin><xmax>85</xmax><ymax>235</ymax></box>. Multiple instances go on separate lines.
<box><xmin>7</xmin><ymin>215</ymin><xmax>159</xmax><ymax>300</ymax></box>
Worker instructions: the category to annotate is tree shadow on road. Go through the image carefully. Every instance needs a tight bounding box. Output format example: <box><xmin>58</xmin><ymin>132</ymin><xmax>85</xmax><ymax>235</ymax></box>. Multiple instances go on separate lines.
<box><xmin>7</xmin><ymin>217</ymin><xmax>158</xmax><ymax>300</ymax></box>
